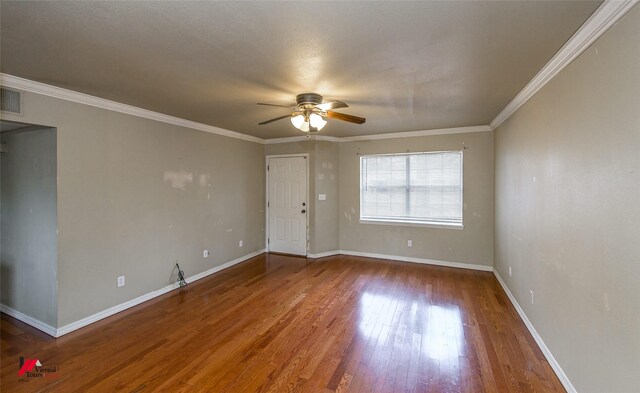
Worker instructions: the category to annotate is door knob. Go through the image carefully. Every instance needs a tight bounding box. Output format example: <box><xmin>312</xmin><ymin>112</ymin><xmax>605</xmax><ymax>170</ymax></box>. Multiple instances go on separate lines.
<box><xmin>301</xmin><ymin>209</ymin><xmax>306</xmax><ymax>213</ymax></box>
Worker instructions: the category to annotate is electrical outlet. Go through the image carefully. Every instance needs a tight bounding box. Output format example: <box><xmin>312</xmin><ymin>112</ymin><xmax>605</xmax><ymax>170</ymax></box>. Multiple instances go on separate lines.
<box><xmin>407</xmin><ymin>240</ymin><xmax>413</xmax><ymax>247</ymax></box>
<box><xmin>117</xmin><ymin>276</ymin><xmax>125</xmax><ymax>287</ymax></box>
<box><xmin>203</xmin><ymin>249</ymin><xmax>209</xmax><ymax>258</ymax></box>
<box><xmin>509</xmin><ymin>266</ymin><xmax>512</xmax><ymax>277</ymax></box>
<box><xmin>530</xmin><ymin>290</ymin><xmax>534</xmax><ymax>304</ymax></box>
<box><xmin>239</xmin><ymin>240</ymin><xmax>243</xmax><ymax>247</ymax></box>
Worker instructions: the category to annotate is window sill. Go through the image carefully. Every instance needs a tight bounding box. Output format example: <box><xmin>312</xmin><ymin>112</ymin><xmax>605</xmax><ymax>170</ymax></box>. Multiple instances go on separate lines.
<box><xmin>359</xmin><ymin>219</ymin><xmax>464</xmax><ymax>230</ymax></box>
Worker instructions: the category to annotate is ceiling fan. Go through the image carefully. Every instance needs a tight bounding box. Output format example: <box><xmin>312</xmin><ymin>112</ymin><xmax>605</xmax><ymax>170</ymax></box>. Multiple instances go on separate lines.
<box><xmin>258</xmin><ymin>93</ymin><xmax>365</xmax><ymax>135</ymax></box>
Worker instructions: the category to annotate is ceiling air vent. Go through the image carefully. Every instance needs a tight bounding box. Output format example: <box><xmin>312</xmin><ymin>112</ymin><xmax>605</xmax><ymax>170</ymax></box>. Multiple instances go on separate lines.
<box><xmin>1</xmin><ymin>87</ymin><xmax>23</xmax><ymax>115</ymax></box>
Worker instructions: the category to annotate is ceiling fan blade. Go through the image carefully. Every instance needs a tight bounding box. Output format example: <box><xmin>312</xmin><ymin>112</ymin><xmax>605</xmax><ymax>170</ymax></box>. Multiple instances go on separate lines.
<box><xmin>316</xmin><ymin>101</ymin><xmax>348</xmax><ymax>111</ymax></box>
<box><xmin>326</xmin><ymin>111</ymin><xmax>366</xmax><ymax>124</ymax></box>
<box><xmin>258</xmin><ymin>114</ymin><xmax>291</xmax><ymax>125</ymax></box>
<box><xmin>257</xmin><ymin>103</ymin><xmax>294</xmax><ymax>108</ymax></box>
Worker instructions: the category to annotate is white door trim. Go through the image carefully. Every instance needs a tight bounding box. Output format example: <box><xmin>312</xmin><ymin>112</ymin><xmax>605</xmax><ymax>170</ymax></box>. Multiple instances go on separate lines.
<box><xmin>265</xmin><ymin>154</ymin><xmax>310</xmax><ymax>255</ymax></box>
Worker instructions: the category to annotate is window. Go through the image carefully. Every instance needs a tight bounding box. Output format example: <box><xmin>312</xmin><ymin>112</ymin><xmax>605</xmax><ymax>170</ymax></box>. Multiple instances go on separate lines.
<box><xmin>360</xmin><ymin>151</ymin><xmax>463</xmax><ymax>228</ymax></box>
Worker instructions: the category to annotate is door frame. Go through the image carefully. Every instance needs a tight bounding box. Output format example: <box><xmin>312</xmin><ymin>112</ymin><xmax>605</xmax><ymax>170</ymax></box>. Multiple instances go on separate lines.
<box><xmin>265</xmin><ymin>153</ymin><xmax>310</xmax><ymax>256</ymax></box>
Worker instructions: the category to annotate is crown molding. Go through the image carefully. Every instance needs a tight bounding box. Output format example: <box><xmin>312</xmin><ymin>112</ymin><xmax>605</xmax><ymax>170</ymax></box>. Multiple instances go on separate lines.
<box><xmin>5</xmin><ymin>1</ymin><xmax>636</xmax><ymax>144</ymax></box>
<box><xmin>2</xmin><ymin>73</ymin><xmax>490</xmax><ymax>145</ymax></box>
<box><xmin>312</xmin><ymin>135</ymin><xmax>342</xmax><ymax>142</ymax></box>
<box><xmin>490</xmin><ymin>0</ymin><xmax>639</xmax><ymax>130</ymax></box>
<box><xmin>1</xmin><ymin>74</ymin><xmax>491</xmax><ymax>144</ymax></box>
<box><xmin>264</xmin><ymin>134</ymin><xmax>343</xmax><ymax>144</ymax></box>
<box><xmin>265</xmin><ymin>125</ymin><xmax>492</xmax><ymax>144</ymax></box>
<box><xmin>340</xmin><ymin>125</ymin><xmax>492</xmax><ymax>142</ymax></box>
<box><xmin>0</xmin><ymin>73</ymin><xmax>265</xmax><ymax>144</ymax></box>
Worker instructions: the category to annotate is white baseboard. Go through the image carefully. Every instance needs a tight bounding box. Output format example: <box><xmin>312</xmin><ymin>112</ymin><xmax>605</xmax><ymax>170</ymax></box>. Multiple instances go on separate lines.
<box><xmin>56</xmin><ymin>249</ymin><xmax>265</xmax><ymax>336</ymax></box>
<box><xmin>0</xmin><ymin>304</ymin><xmax>57</xmax><ymax>337</ymax></box>
<box><xmin>56</xmin><ymin>282</ymin><xmax>176</xmax><ymax>337</ymax></box>
<box><xmin>493</xmin><ymin>270</ymin><xmax>575</xmax><ymax>393</ymax></box>
<box><xmin>337</xmin><ymin>250</ymin><xmax>493</xmax><ymax>272</ymax></box>
<box><xmin>306</xmin><ymin>250</ymin><xmax>341</xmax><ymax>259</ymax></box>
<box><xmin>0</xmin><ymin>250</ymin><xmax>498</xmax><ymax>339</ymax></box>
<box><xmin>49</xmin><ymin>249</ymin><xmax>265</xmax><ymax>337</ymax></box>
<box><xmin>184</xmin><ymin>249</ymin><xmax>265</xmax><ymax>283</ymax></box>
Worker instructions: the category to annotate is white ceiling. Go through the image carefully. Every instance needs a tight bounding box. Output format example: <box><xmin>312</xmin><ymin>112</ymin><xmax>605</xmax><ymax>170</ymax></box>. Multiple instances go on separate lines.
<box><xmin>1</xmin><ymin>1</ymin><xmax>601</xmax><ymax>139</ymax></box>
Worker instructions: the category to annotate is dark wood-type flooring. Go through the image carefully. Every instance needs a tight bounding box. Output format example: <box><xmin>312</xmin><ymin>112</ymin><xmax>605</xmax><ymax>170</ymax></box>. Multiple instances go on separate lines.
<box><xmin>1</xmin><ymin>253</ymin><xmax>564</xmax><ymax>392</ymax></box>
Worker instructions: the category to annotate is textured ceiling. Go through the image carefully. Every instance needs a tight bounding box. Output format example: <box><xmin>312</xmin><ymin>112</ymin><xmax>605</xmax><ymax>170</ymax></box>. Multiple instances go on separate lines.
<box><xmin>1</xmin><ymin>1</ymin><xmax>601</xmax><ymax>139</ymax></box>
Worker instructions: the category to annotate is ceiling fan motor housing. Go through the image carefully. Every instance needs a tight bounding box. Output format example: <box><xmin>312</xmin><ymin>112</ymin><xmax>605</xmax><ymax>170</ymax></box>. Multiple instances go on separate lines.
<box><xmin>296</xmin><ymin>93</ymin><xmax>323</xmax><ymax>106</ymax></box>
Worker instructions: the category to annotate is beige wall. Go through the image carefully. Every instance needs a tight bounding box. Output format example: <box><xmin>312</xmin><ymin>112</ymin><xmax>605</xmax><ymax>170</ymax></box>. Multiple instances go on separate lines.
<box><xmin>313</xmin><ymin>141</ymin><xmax>340</xmax><ymax>253</ymax></box>
<box><xmin>265</xmin><ymin>140</ymin><xmax>339</xmax><ymax>254</ymax></box>
<box><xmin>266</xmin><ymin>131</ymin><xmax>494</xmax><ymax>267</ymax></box>
<box><xmin>494</xmin><ymin>5</ymin><xmax>640</xmax><ymax>392</ymax></box>
<box><xmin>339</xmin><ymin>132</ymin><xmax>494</xmax><ymax>266</ymax></box>
<box><xmin>1</xmin><ymin>127</ymin><xmax>58</xmax><ymax>326</ymax></box>
<box><xmin>1</xmin><ymin>92</ymin><xmax>265</xmax><ymax>327</ymax></box>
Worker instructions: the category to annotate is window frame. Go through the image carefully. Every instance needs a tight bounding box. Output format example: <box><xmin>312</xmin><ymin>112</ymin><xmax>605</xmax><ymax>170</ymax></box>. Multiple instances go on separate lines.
<box><xmin>358</xmin><ymin>150</ymin><xmax>464</xmax><ymax>230</ymax></box>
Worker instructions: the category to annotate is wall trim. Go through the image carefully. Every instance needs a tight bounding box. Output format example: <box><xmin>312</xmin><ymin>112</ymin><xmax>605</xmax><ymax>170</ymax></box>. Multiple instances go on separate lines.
<box><xmin>0</xmin><ymin>250</ymin><xmax>266</xmax><ymax>338</ymax></box>
<box><xmin>0</xmin><ymin>73</ymin><xmax>264</xmax><ymax>144</ymax></box>
<box><xmin>490</xmin><ymin>0</ymin><xmax>639</xmax><ymax>129</ymax></box>
<box><xmin>0</xmin><ymin>73</ymin><xmax>492</xmax><ymax>145</ymax></box>
<box><xmin>340</xmin><ymin>126</ymin><xmax>492</xmax><ymax>142</ymax></box>
<box><xmin>306</xmin><ymin>250</ymin><xmax>492</xmax><ymax>272</ymax></box>
<box><xmin>307</xmin><ymin>250</ymin><xmax>341</xmax><ymax>259</ymax></box>
<box><xmin>0</xmin><ymin>304</ymin><xmax>57</xmax><ymax>338</ymax></box>
<box><xmin>329</xmin><ymin>250</ymin><xmax>493</xmax><ymax>271</ymax></box>
<box><xmin>5</xmin><ymin>0</ymin><xmax>637</xmax><ymax>146</ymax></box>
<box><xmin>264</xmin><ymin>135</ymin><xmax>342</xmax><ymax>144</ymax></box>
<box><xmin>184</xmin><ymin>249</ymin><xmax>265</xmax><ymax>284</ymax></box>
<box><xmin>265</xmin><ymin>125</ymin><xmax>492</xmax><ymax>144</ymax></box>
<box><xmin>56</xmin><ymin>249</ymin><xmax>265</xmax><ymax>336</ymax></box>
<box><xmin>1</xmin><ymin>73</ymin><xmax>493</xmax><ymax>146</ymax></box>
<box><xmin>493</xmin><ymin>270</ymin><xmax>576</xmax><ymax>393</ymax></box>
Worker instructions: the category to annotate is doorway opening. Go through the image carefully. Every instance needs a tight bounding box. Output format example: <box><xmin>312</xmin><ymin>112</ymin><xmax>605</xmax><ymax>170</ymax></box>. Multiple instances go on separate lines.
<box><xmin>1</xmin><ymin>119</ymin><xmax>58</xmax><ymax>331</ymax></box>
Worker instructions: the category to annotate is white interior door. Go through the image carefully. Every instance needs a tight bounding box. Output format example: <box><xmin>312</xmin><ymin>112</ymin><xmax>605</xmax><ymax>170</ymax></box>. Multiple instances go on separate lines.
<box><xmin>268</xmin><ymin>156</ymin><xmax>307</xmax><ymax>255</ymax></box>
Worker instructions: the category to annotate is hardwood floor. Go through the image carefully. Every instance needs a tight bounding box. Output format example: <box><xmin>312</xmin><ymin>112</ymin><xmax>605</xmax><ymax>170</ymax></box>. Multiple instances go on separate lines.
<box><xmin>1</xmin><ymin>253</ymin><xmax>564</xmax><ymax>392</ymax></box>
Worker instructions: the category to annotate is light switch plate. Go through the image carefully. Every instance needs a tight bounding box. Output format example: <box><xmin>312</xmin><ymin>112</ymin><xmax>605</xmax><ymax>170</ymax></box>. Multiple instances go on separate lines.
<box><xmin>319</xmin><ymin>194</ymin><xmax>327</xmax><ymax>201</ymax></box>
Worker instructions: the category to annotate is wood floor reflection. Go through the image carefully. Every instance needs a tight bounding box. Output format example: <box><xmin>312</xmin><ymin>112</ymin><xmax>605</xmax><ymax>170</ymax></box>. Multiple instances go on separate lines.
<box><xmin>1</xmin><ymin>253</ymin><xmax>564</xmax><ymax>392</ymax></box>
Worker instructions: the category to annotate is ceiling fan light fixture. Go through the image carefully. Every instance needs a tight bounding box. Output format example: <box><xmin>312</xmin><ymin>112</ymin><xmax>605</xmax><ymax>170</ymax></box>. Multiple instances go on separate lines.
<box><xmin>309</xmin><ymin>113</ymin><xmax>327</xmax><ymax>130</ymax></box>
<box><xmin>291</xmin><ymin>114</ymin><xmax>305</xmax><ymax>129</ymax></box>
<box><xmin>259</xmin><ymin>93</ymin><xmax>365</xmax><ymax>132</ymax></box>
<box><xmin>290</xmin><ymin>113</ymin><xmax>325</xmax><ymax>133</ymax></box>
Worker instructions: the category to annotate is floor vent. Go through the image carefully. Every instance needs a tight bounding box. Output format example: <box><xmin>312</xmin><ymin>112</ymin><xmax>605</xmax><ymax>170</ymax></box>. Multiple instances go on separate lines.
<box><xmin>1</xmin><ymin>87</ymin><xmax>23</xmax><ymax>115</ymax></box>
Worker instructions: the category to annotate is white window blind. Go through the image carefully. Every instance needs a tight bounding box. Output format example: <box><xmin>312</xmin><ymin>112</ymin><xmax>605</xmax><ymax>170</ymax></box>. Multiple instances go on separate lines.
<box><xmin>360</xmin><ymin>151</ymin><xmax>463</xmax><ymax>227</ymax></box>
